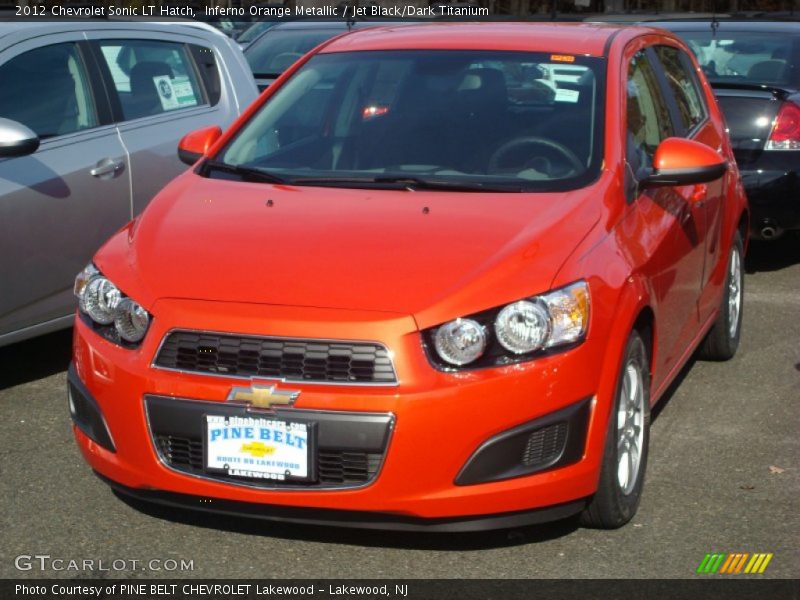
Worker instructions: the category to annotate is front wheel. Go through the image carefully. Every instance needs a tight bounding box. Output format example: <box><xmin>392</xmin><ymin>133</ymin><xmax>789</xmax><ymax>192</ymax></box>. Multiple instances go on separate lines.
<box><xmin>697</xmin><ymin>232</ymin><xmax>744</xmax><ymax>361</ymax></box>
<box><xmin>581</xmin><ymin>330</ymin><xmax>651</xmax><ymax>529</ymax></box>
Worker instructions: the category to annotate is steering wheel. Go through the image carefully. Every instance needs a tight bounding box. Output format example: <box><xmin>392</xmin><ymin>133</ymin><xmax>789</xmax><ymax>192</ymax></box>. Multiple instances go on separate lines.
<box><xmin>488</xmin><ymin>136</ymin><xmax>584</xmax><ymax>175</ymax></box>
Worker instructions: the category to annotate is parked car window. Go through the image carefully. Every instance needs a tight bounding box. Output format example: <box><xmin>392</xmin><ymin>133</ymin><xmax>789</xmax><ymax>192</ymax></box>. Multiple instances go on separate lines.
<box><xmin>627</xmin><ymin>50</ymin><xmax>674</xmax><ymax>176</ymax></box>
<box><xmin>222</xmin><ymin>50</ymin><xmax>604</xmax><ymax>191</ymax></box>
<box><xmin>97</xmin><ymin>40</ymin><xmax>205</xmax><ymax>121</ymax></box>
<box><xmin>654</xmin><ymin>45</ymin><xmax>707</xmax><ymax>133</ymax></box>
<box><xmin>0</xmin><ymin>43</ymin><xmax>97</xmax><ymax>139</ymax></box>
<box><xmin>237</xmin><ymin>21</ymin><xmax>280</xmax><ymax>45</ymax></box>
<box><xmin>245</xmin><ymin>29</ymin><xmax>339</xmax><ymax>78</ymax></box>
<box><xmin>678</xmin><ymin>31</ymin><xmax>800</xmax><ymax>87</ymax></box>
<box><xmin>189</xmin><ymin>44</ymin><xmax>222</xmax><ymax>107</ymax></box>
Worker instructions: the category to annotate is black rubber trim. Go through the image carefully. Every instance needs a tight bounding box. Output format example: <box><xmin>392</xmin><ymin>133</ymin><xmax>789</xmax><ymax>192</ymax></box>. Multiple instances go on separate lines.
<box><xmin>0</xmin><ymin>137</ymin><xmax>39</xmax><ymax>158</ymax></box>
<box><xmin>644</xmin><ymin>162</ymin><xmax>728</xmax><ymax>187</ymax></box>
<box><xmin>145</xmin><ymin>395</ymin><xmax>393</xmax><ymax>452</ymax></box>
<box><xmin>602</xmin><ymin>28</ymin><xmax>623</xmax><ymax>57</ymax></box>
<box><xmin>97</xmin><ymin>472</ymin><xmax>585</xmax><ymax>532</ymax></box>
<box><xmin>67</xmin><ymin>363</ymin><xmax>115</xmax><ymax>452</ymax></box>
<box><xmin>455</xmin><ymin>397</ymin><xmax>591</xmax><ymax>486</ymax></box>
<box><xmin>178</xmin><ymin>147</ymin><xmax>203</xmax><ymax>166</ymax></box>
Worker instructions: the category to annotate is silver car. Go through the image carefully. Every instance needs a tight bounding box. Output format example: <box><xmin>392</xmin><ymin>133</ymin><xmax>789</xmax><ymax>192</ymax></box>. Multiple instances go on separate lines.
<box><xmin>0</xmin><ymin>21</ymin><xmax>258</xmax><ymax>346</ymax></box>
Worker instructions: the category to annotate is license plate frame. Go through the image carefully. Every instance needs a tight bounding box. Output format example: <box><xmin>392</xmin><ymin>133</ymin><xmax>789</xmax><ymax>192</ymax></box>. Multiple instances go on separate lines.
<box><xmin>203</xmin><ymin>414</ymin><xmax>316</xmax><ymax>483</ymax></box>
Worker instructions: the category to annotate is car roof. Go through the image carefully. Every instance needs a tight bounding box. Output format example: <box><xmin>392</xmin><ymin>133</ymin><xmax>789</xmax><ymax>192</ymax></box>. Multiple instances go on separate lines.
<box><xmin>650</xmin><ymin>20</ymin><xmax>800</xmax><ymax>33</ymax></box>
<box><xmin>320</xmin><ymin>22</ymin><xmax>655</xmax><ymax>58</ymax></box>
<box><xmin>0</xmin><ymin>19</ymin><xmax>227</xmax><ymax>41</ymax></box>
<box><xmin>272</xmin><ymin>19</ymin><xmax>387</xmax><ymax>31</ymax></box>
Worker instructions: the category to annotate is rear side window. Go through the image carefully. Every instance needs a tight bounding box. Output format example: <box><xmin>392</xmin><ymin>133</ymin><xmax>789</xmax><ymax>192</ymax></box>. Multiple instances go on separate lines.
<box><xmin>654</xmin><ymin>45</ymin><xmax>708</xmax><ymax>133</ymax></box>
<box><xmin>96</xmin><ymin>40</ymin><xmax>205</xmax><ymax>121</ymax></box>
<box><xmin>0</xmin><ymin>43</ymin><xmax>97</xmax><ymax>138</ymax></box>
<box><xmin>627</xmin><ymin>50</ymin><xmax>675</xmax><ymax>176</ymax></box>
<box><xmin>190</xmin><ymin>44</ymin><xmax>221</xmax><ymax>107</ymax></box>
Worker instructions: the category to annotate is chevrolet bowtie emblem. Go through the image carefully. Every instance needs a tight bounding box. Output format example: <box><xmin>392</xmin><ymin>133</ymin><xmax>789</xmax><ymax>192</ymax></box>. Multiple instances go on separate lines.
<box><xmin>227</xmin><ymin>384</ymin><xmax>300</xmax><ymax>410</ymax></box>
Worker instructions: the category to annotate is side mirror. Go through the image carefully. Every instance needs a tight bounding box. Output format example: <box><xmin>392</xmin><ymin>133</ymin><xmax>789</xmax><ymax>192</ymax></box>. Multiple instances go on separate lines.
<box><xmin>178</xmin><ymin>125</ymin><xmax>222</xmax><ymax>166</ymax></box>
<box><xmin>0</xmin><ymin>118</ymin><xmax>39</xmax><ymax>158</ymax></box>
<box><xmin>642</xmin><ymin>137</ymin><xmax>727</xmax><ymax>188</ymax></box>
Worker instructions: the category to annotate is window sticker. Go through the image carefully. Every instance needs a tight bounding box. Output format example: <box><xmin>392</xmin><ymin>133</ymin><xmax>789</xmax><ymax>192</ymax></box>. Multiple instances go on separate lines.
<box><xmin>554</xmin><ymin>88</ymin><xmax>580</xmax><ymax>103</ymax></box>
<box><xmin>153</xmin><ymin>75</ymin><xmax>198</xmax><ymax>110</ymax></box>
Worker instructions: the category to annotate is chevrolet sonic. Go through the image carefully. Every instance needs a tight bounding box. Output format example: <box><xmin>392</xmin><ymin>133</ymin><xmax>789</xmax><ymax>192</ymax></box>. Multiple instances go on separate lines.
<box><xmin>70</xmin><ymin>23</ymin><xmax>749</xmax><ymax>531</ymax></box>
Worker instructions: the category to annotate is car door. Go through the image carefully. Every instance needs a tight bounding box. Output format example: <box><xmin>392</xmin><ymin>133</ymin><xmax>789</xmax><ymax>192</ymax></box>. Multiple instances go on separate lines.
<box><xmin>624</xmin><ymin>45</ymin><xmax>707</xmax><ymax>393</ymax></box>
<box><xmin>86</xmin><ymin>29</ymin><xmax>231</xmax><ymax>215</ymax></box>
<box><xmin>651</xmin><ymin>43</ymin><xmax>727</xmax><ymax>324</ymax></box>
<box><xmin>0</xmin><ymin>37</ymin><xmax>130</xmax><ymax>341</ymax></box>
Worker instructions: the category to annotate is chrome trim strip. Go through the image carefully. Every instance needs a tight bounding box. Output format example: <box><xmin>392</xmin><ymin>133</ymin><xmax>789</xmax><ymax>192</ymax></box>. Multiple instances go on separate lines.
<box><xmin>150</xmin><ymin>328</ymin><xmax>400</xmax><ymax>388</ymax></box>
<box><xmin>143</xmin><ymin>395</ymin><xmax>396</xmax><ymax>492</ymax></box>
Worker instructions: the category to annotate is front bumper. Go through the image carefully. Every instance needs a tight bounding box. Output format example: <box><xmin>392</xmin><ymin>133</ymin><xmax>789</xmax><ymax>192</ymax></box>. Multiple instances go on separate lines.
<box><xmin>71</xmin><ymin>298</ymin><xmax>611</xmax><ymax>527</ymax></box>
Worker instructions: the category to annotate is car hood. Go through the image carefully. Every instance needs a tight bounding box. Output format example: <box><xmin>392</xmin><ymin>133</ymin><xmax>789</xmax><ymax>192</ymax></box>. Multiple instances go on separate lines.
<box><xmin>98</xmin><ymin>172</ymin><xmax>602</xmax><ymax>327</ymax></box>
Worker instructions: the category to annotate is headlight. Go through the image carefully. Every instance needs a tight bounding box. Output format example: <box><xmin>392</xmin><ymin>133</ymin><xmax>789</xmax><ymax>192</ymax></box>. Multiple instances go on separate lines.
<box><xmin>434</xmin><ymin>318</ymin><xmax>487</xmax><ymax>366</ymax></box>
<box><xmin>495</xmin><ymin>300</ymin><xmax>550</xmax><ymax>354</ymax></box>
<box><xmin>82</xmin><ymin>277</ymin><xmax>121</xmax><ymax>325</ymax></box>
<box><xmin>542</xmin><ymin>282</ymin><xmax>590</xmax><ymax>347</ymax></box>
<box><xmin>114</xmin><ymin>298</ymin><xmax>151</xmax><ymax>343</ymax></box>
<box><xmin>424</xmin><ymin>281</ymin><xmax>590</xmax><ymax>370</ymax></box>
<box><xmin>74</xmin><ymin>264</ymin><xmax>151</xmax><ymax>347</ymax></box>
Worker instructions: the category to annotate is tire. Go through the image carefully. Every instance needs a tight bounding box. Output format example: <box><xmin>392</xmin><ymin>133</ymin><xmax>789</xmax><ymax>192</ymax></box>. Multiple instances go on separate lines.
<box><xmin>581</xmin><ymin>330</ymin><xmax>651</xmax><ymax>529</ymax></box>
<box><xmin>697</xmin><ymin>232</ymin><xmax>744</xmax><ymax>361</ymax></box>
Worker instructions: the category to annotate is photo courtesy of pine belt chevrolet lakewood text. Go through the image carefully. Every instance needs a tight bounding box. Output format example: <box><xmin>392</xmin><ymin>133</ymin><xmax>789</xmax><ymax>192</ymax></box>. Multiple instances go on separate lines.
<box><xmin>69</xmin><ymin>22</ymin><xmax>749</xmax><ymax>531</ymax></box>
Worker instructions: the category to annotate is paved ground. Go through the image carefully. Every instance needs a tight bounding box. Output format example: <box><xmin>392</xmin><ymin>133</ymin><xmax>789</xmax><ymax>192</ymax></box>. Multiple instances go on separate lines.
<box><xmin>1</xmin><ymin>237</ymin><xmax>798</xmax><ymax>580</ymax></box>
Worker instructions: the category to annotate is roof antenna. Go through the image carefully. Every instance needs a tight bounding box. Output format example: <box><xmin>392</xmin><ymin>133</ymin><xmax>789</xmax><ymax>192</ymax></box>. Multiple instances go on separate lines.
<box><xmin>346</xmin><ymin>2</ymin><xmax>356</xmax><ymax>29</ymax></box>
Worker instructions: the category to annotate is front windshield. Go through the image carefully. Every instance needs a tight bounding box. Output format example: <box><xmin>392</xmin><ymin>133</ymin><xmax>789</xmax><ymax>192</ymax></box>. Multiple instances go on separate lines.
<box><xmin>221</xmin><ymin>50</ymin><xmax>605</xmax><ymax>192</ymax></box>
<box><xmin>678</xmin><ymin>31</ymin><xmax>800</xmax><ymax>87</ymax></box>
<box><xmin>244</xmin><ymin>29</ymin><xmax>343</xmax><ymax>77</ymax></box>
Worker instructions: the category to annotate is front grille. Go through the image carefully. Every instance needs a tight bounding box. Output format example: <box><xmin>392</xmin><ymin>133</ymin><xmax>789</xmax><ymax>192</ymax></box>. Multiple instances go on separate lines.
<box><xmin>154</xmin><ymin>331</ymin><xmax>397</xmax><ymax>384</ymax></box>
<box><xmin>156</xmin><ymin>434</ymin><xmax>383</xmax><ymax>486</ymax></box>
<box><xmin>521</xmin><ymin>422</ymin><xmax>568</xmax><ymax>467</ymax></box>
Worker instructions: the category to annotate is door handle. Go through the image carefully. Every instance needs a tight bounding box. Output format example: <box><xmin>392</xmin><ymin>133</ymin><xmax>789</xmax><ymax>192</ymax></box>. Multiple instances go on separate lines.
<box><xmin>90</xmin><ymin>158</ymin><xmax>124</xmax><ymax>178</ymax></box>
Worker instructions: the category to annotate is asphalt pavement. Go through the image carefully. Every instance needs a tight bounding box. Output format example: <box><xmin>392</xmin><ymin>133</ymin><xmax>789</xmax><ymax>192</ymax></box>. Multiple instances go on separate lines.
<box><xmin>1</xmin><ymin>236</ymin><xmax>798</xmax><ymax>580</ymax></box>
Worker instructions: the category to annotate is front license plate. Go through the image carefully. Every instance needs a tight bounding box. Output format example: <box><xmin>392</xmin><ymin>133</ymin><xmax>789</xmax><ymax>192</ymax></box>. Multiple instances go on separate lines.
<box><xmin>204</xmin><ymin>415</ymin><xmax>311</xmax><ymax>481</ymax></box>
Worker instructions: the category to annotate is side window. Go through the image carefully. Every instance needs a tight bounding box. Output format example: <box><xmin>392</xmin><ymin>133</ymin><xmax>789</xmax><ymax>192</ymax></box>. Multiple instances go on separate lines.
<box><xmin>97</xmin><ymin>40</ymin><xmax>205</xmax><ymax>121</ymax></box>
<box><xmin>190</xmin><ymin>45</ymin><xmax>221</xmax><ymax>107</ymax></box>
<box><xmin>0</xmin><ymin>43</ymin><xmax>97</xmax><ymax>139</ymax></box>
<box><xmin>626</xmin><ymin>50</ymin><xmax>674</xmax><ymax>178</ymax></box>
<box><xmin>654</xmin><ymin>45</ymin><xmax>708</xmax><ymax>133</ymax></box>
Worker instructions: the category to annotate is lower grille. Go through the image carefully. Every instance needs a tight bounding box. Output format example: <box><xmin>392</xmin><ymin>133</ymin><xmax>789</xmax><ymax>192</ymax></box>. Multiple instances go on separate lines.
<box><xmin>156</xmin><ymin>435</ymin><xmax>382</xmax><ymax>486</ymax></box>
<box><xmin>521</xmin><ymin>422</ymin><xmax>568</xmax><ymax>467</ymax></box>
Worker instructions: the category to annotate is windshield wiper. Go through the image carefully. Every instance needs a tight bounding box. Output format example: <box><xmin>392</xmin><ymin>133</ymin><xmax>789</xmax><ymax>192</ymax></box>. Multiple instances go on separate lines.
<box><xmin>292</xmin><ymin>175</ymin><xmax>523</xmax><ymax>192</ymax></box>
<box><xmin>200</xmin><ymin>160</ymin><xmax>288</xmax><ymax>185</ymax></box>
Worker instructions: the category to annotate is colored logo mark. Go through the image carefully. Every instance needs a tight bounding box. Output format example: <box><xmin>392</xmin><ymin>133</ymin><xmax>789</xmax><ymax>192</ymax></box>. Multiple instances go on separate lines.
<box><xmin>240</xmin><ymin>442</ymin><xmax>276</xmax><ymax>458</ymax></box>
<box><xmin>697</xmin><ymin>553</ymin><xmax>773</xmax><ymax>574</ymax></box>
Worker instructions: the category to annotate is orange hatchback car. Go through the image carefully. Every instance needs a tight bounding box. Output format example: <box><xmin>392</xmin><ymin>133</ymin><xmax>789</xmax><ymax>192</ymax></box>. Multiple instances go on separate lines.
<box><xmin>70</xmin><ymin>23</ymin><xmax>748</xmax><ymax>531</ymax></box>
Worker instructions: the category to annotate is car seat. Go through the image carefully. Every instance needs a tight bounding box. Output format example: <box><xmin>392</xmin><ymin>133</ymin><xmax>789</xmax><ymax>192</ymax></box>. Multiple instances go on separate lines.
<box><xmin>747</xmin><ymin>59</ymin><xmax>787</xmax><ymax>83</ymax></box>
<box><xmin>128</xmin><ymin>61</ymin><xmax>174</xmax><ymax>119</ymax></box>
<box><xmin>0</xmin><ymin>46</ymin><xmax>80</xmax><ymax>138</ymax></box>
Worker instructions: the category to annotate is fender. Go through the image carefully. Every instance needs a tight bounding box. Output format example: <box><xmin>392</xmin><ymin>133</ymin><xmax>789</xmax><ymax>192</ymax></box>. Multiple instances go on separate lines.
<box><xmin>587</xmin><ymin>275</ymin><xmax>657</xmax><ymax>460</ymax></box>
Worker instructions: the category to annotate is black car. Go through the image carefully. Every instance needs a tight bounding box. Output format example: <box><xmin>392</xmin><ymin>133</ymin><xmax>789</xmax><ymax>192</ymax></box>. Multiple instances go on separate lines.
<box><xmin>244</xmin><ymin>21</ymin><xmax>350</xmax><ymax>90</ymax></box>
<box><xmin>654</xmin><ymin>20</ymin><xmax>800</xmax><ymax>240</ymax></box>
<box><xmin>244</xmin><ymin>21</ymin><xmax>423</xmax><ymax>91</ymax></box>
